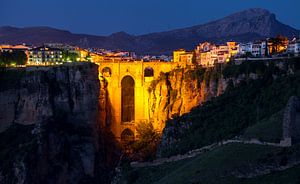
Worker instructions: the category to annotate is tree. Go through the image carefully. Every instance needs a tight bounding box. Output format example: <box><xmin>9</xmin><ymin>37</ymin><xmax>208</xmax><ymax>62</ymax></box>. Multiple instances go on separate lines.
<box><xmin>0</xmin><ymin>50</ymin><xmax>27</xmax><ymax>66</ymax></box>
<box><xmin>85</xmin><ymin>53</ymin><xmax>92</xmax><ymax>61</ymax></box>
<box><xmin>14</xmin><ymin>51</ymin><xmax>27</xmax><ymax>65</ymax></box>
<box><xmin>132</xmin><ymin>121</ymin><xmax>161</xmax><ymax>161</ymax></box>
<box><xmin>62</xmin><ymin>51</ymin><xmax>80</xmax><ymax>62</ymax></box>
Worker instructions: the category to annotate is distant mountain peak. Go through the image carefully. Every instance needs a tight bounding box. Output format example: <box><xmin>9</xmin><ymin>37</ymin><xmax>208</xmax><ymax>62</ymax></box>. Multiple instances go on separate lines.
<box><xmin>218</xmin><ymin>8</ymin><xmax>275</xmax><ymax>23</ymax></box>
<box><xmin>0</xmin><ymin>8</ymin><xmax>299</xmax><ymax>54</ymax></box>
<box><xmin>109</xmin><ymin>31</ymin><xmax>132</xmax><ymax>37</ymax></box>
<box><xmin>234</xmin><ymin>8</ymin><xmax>271</xmax><ymax>16</ymax></box>
<box><xmin>242</xmin><ymin>8</ymin><xmax>271</xmax><ymax>14</ymax></box>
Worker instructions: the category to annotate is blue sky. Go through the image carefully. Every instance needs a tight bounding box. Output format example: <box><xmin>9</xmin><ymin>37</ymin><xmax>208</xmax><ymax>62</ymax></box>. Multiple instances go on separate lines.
<box><xmin>0</xmin><ymin>0</ymin><xmax>299</xmax><ymax>35</ymax></box>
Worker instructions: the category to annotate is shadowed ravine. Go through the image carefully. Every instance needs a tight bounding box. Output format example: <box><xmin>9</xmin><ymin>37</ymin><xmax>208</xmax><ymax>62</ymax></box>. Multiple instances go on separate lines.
<box><xmin>0</xmin><ymin>63</ymin><xmax>120</xmax><ymax>184</ymax></box>
<box><xmin>1</xmin><ymin>59</ymin><xmax>300</xmax><ymax>184</ymax></box>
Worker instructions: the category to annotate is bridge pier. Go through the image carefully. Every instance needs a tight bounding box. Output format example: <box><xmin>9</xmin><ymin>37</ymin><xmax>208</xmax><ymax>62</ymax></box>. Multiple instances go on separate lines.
<box><xmin>98</xmin><ymin>61</ymin><xmax>176</xmax><ymax>141</ymax></box>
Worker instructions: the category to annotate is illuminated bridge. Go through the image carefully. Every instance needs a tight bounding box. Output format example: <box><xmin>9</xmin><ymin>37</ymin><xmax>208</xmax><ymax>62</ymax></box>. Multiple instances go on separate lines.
<box><xmin>97</xmin><ymin>60</ymin><xmax>177</xmax><ymax>142</ymax></box>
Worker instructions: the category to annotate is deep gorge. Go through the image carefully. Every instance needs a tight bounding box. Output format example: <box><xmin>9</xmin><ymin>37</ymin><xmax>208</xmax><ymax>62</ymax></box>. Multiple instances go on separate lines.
<box><xmin>0</xmin><ymin>62</ymin><xmax>229</xmax><ymax>183</ymax></box>
<box><xmin>1</xmin><ymin>59</ymin><xmax>298</xmax><ymax>183</ymax></box>
<box><xmin>0</xmin><ymin>63</ymin><xmax>120</xmax><ymax>184</ymax></box>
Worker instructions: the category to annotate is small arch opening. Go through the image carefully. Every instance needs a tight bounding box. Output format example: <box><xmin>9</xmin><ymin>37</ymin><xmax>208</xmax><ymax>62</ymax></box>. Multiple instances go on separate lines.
<box><xmin>102</xmin><ymin>67</ymin><xmax>112</xmax><ymax>77</ymax></box>
<box><xmin>144</xmin><ymin>67</ymin><xmax>154</xmax><ymax>77</ymax></box>
<box><xmin>121</xmin><ymin>128</ymin><xmax>135</xmax><ymax>144</ymax></box>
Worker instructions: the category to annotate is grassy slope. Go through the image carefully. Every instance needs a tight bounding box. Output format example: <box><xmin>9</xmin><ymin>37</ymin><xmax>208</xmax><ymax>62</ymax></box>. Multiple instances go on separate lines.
<box><xmin>124</xmin><ymin>143</ymin><xmax>300</xmax><ymax>184</ymax></box>
<box><xmin>242</xmin><ymin>109</ymin><xmax>284</xmax><ymax>143</ymax></box>
<box><xmin>238</xmin><ymin>165</ymin><xmax>300</xmax><ymax>184</ymax></box>
<box><xmin>161</xmin><ymin>61</ymin><xmax>300</xmax><ymax>157</ymax></box>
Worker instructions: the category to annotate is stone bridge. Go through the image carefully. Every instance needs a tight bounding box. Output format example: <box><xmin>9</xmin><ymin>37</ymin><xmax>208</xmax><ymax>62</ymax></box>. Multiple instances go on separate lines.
<box><xmin>97</xmin><ymin>60</ymin><xmax>177</xmax><ymax>142</ymax></box>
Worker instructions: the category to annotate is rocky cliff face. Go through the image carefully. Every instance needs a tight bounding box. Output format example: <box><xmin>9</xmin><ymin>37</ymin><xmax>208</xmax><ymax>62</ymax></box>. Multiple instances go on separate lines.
<box><xmin>0</xmin><ymin>63</ymin><xmax>100</xmax><ymax>131</ymax></box>
<box><xmin>0</xmin><ymin>63</ymin><xmax>120</xmax><ymax>184</ymax></box>
<box><xmin>148</xmin><ymin>66</ymin><xmax>227</xmax><ymax>131</ymax></box>
<box><xmin>282</xmin><ymin>96</ymin><xmax>300</xmax><ymax>145</ymax></box>
<box><xmin>155</xmin><ymin>59</ymin><xmax>300</xmax><ymax>158</ymax></box>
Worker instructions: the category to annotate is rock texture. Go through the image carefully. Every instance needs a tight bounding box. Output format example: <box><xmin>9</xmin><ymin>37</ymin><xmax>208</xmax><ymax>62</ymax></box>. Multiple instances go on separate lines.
<box><xmin>0</xmin><ymin>9</ymin><xmax>299</xmax><ymax>54</ymax></box>
<box><xmin>0</xmin><ymin>63</ymin><xmax>120</xmax><ymax>184</ymax></box>
<box><xmin>0</xmin><ymin>63</ymin><xmax>99</xmax><ymax>132</ymax></box>
<box><xmin>148</xmin><ymin>66</ymin><xmax>227</xmax><ymax>131</ymax></box>
<box><xmin>281</xmin><ymin>96</ymin><xmax>300</xmax><ymax>145</ymax></box>
<box><xmin>155</xmin><ymin>60</ymin><xmax>295</xmax><ymax>157</ymax></box>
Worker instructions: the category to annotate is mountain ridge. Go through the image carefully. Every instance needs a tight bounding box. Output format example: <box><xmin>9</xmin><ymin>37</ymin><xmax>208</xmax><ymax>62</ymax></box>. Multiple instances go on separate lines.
<box><xmin>0</xmin><ymin>8</ymin><xmax>299</xmax><ymax>55</ymax></box>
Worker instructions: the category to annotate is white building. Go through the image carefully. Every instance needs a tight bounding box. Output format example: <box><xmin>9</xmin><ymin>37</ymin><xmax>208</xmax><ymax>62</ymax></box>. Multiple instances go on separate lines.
<box><xmin>287</xmin><ymin>39</ymin><xmax>300</xmax><ymax>56</ymax></box>
<box><xmin>237</xmin><ymin>43</ymin><xmax>252</xmax><ymax>55</ymax></box>
<box><xmin>28</xmin><ymin>46</ymin><xmax>63</xmax><ymax>64</ymax></box>
<box><xmin>250</xmin><ymin>41</ymin><xmax>268</xmax><ymax>57</ymax></box>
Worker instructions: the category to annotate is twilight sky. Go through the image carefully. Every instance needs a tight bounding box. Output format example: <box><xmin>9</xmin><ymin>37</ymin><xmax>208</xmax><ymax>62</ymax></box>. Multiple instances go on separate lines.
<box><xmin>0</xmin><ymin>0</ymin><xmax>299</xmax><ymax>36</ymax></box>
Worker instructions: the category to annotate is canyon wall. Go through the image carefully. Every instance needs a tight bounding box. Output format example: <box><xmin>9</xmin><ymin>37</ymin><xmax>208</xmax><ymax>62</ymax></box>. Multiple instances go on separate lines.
<box><xmin>148</xmin><ymin>66</ymin><xmax>227</xmax><ymax>131</ymax></box>
<box><xmin>154</xmin><ymin>59</ymin><xmax>300</xmax><ymax>158</ymax></box>
<box><xmin>281</xmin><ymin>96</ymin><xmax>300</xmax><ymax>145</ymax></box>
<box><xmin>0</xmin><ymin>63</ymin><xmax>100</xmax><ymax>131</ymax></box>
<box><xmin>0</xmin><ymin>63</ymin><xmax>119</xmax><ymax>184</ymax></box>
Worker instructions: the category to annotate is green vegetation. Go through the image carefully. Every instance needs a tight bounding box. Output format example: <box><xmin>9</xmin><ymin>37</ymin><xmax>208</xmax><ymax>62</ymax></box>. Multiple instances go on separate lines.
<box><xmin>184</xmin><ymin>66</ymin><xmax>206</xmax><ymax>82</ymax></box>
<box><xmin>148</xmin><ymin>65</ymin><xmax>221</xmax><ymax>93</ymax></box>
<box><xmin>161</xmin><ymin>60</ymin><xmax>300</xmax><ymax>157</ymax></box>
<box><xmin>242</xmin><ymin>110</ymin><xmax>284</xmax><ymax>143</ymax></box>
<box><xmin>124</xmin><ymin>143</ymin><xmax>300</xmax><ymax>184</ymax></box>
<box><xmin>123</xmin><ymin>155</ymin><xmax>192</xmax><ymax>184</ymax></box>
<box><xmin>131</xmin><ymin>121</ymin><xmax>161</xmax><ymax>161</ymax></box>
<box><xmin>239</xmin><ymin>165</ymin><xmax>300</xmax><ymax>184</ymax></box>
<box><xmin>223</xmin><ymin>57</ymin><xmax>300</xmax><ymax>79</ymax></box>
<box><xmin>0</xmin><ymin>50</ymin><xmax>27</xmax><ymax>66</ymax></box>
<box><xmin>223</xmin><ymin>60</ymin><xmax>269</xmax><ymax>78</ymax></box>
<box><xmin>62</xmin><ymin>51</ymin><xmax>80</xmax><ymax>61</ymax></box>
<box><xmin>123</xmin><ymin>59</ymin><xmax>300</xmax><ymax>184</ymax></box>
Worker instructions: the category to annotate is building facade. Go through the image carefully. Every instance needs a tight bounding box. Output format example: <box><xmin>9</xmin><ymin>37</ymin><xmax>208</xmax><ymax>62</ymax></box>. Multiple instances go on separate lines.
<box><xmin>28</xmin><ymin>46</ymin><xmax>63</xmax><ymax>64</ymax></box>
<box><xmin>195</xmin><ymin>42</ymin><xmax>238</xmax><ymax>67</ymax></box>
<box><xmin>287</xmin><ymin>39</ymin><xmax>300</xmax><ymax>56</ymax></box>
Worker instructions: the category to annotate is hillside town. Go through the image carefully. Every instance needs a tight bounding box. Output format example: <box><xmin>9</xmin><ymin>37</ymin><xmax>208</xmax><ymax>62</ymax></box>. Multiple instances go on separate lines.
<box><xmin>0</xmin><ymin>36</ymin><xmax>299</xmax><ymax>67</ymax></box>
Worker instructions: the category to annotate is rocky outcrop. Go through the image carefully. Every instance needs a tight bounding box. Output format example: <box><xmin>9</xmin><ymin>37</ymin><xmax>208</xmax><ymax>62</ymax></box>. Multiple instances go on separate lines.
<box><xmin>148</xmin><ymin>66</ymin><xmax>227</xmax><ymax>131</ymax></box>
<box><xmin>0</xmin><ymin>63</ymin><xmax>100</xmax><ymax>131</ymax></box>
<box><xmin>155</xmin><ymin>60</ymin><xmax>292</xmax><ymax>158</ymax></box>
<box><xmin>0</xmin><ymin>63</ymin><xmax>120</xmax><ymax>184</ymax></box>
<box><xmin>281</xmin><ymin>96</ymin><xmax>300</xmax><ymax>146</ymax></box>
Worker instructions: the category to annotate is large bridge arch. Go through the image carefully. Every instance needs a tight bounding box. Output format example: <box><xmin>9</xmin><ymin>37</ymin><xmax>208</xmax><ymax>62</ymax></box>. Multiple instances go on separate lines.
<box><xmin>121</xmin><ymin>75</ymin><xmax>135</xmax><ymax>123</ymax></box>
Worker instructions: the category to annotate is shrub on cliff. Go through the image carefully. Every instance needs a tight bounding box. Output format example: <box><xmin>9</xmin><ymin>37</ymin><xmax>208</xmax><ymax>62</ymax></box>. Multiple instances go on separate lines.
<box><xmin>132</xmin><ymin>121</ymin><xmax>161</xmax><ymax>161</ymax></box>
<box><xmin>222</xmin><ymin>61</ymin><xmax>269</xmax><ymax>78</ymax></box>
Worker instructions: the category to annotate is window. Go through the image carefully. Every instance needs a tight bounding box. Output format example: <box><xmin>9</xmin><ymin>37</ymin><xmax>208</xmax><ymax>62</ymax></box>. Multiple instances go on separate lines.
<box><xmin>144</xmin><ymin>67</ymin><xmax>154</xmax><ymax>77</ymax></box>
